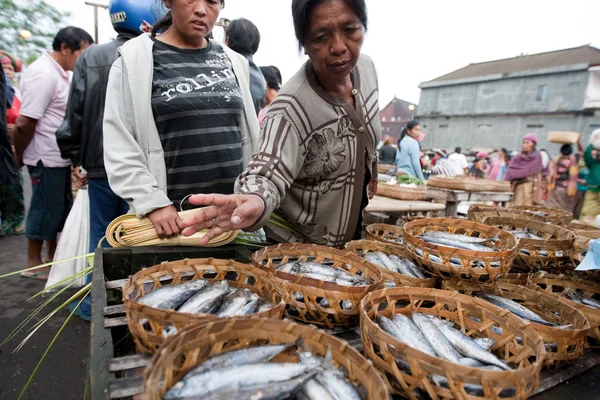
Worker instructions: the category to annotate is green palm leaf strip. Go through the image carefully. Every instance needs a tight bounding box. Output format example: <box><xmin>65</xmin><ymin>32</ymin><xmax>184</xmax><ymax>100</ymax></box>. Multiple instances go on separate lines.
<box><xmin>0</xmin><ymin>253</ymin><xmax>94</xmax><ymax>279</ymax></box>
<box><xmin>16</xmin><ymin>288</ymin><xmax>89</xmax><ymax>400</ymax></box>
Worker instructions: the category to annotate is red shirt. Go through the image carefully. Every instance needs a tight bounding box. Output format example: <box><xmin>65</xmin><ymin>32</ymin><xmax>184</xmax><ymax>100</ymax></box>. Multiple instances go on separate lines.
<box><xmin>6</xmin><ymin>95</ymin><xmax>20</xmax><ymax>124</ymax></box>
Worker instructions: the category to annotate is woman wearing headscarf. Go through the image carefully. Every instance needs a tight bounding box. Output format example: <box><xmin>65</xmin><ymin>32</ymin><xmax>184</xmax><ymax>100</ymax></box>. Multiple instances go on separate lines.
<box><xmin>181</xmin><ymin>0</ymin><xmax>381</xmax><ymax>248</ymax></box>
<box><xmin>103</xmin><ymin>0</ymin><xmax>259</xmax><ymax>238</ymax></box>
<box><xmin>504</xmin><ymin>133</ymin><xmax>547</xmax><ymax>206</ymax></box>
<box><xmin>546</xmin><ymin>144</ymin><xmax>579</xmax><ymax>212</ymax></box>
<box><xmin>581</xmin><ymin>129</ymin><xmax>600</xmax><ymax>219</ymax></box>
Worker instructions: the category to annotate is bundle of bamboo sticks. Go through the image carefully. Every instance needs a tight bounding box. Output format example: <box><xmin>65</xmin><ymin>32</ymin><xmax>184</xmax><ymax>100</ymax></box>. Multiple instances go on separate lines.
<box><xmin>105</xmin><ymin>210</ymin><xmax>239</xmax><ymax>248</ymax></box>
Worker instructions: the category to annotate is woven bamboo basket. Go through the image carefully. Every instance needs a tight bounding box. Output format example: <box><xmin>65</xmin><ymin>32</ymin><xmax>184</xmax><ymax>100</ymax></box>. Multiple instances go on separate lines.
<box><xmin>567</xmin><ymin>220</ymin><xmax>599</xmax><ymax>231</ymax></box>
<box><xmin>468</xmin><ymin>205</ymin><xmax>549</xmax><ymax>224</ymax></box>
<box><xmin>442</xmin><ymin>280</ymin><xmax>590</xmax><ymax>368</ymax></box>
<box><xmin>366</xmin><ymin>223</ymin><xmax>406</xmax><ymax>246</ymax></box>
<box><xmin>525</xmin><ymin>272</ymin><xmax>600</xmax><ymax>343</ymax></box>
<box><xmin>360</xmin><ymin>287</ymin><xmax>545</xmax><ymax>399</ymax></box>
<box><xmin>403</xmin><ymin>218</ymin><xmax>518</xmax><ymax>282</ymax></box>
<box><xmin>509</xmin><ymin>205</ymin><xmax>572</xmax><ymax>226</ymax></box>
<box><xmin>252</xmin><ymin>243</ymin><xmax>383</xmax><ymax>327</ymax></box>
<box><xmin>344</xmin><ymin>240</ymin><xmax>437</xmax><ymax>288</ymax></box>
<box><xmin>122</xmin><ymin>258</ymin><xmax>286</xmax><ymax>354</ymax></box>
<box><xmin>428</xmin><ymin>176</ymin><xmax>512</xmax><ymax>192</ymax></box>
<box><xmin>378</xmin><ymin>164</ymin><xmax>395</xmax><ymax>174</ymax></box>
<box><xmin>377</xmin><ymin>183</ymin><xmax>427</xmax><ymax>201</ymax></box>
<box><xmin>106</xmin><ymin>210</ymin><xmax>239</xmax><ymax>247</ymax></box>
<box><xmin>481</xmin><ymin>216</ymin><xmax>576</xmax><ymax>271</ymax></box>
<box><xmin>496</xmin><ymin>273</ymin><xmax>530</xmax><ymax>286</ymax></box>
<box><xmin>143</xmin><ymin>318</ymin><xmax>391</xmax><ymax>400</ymax></box>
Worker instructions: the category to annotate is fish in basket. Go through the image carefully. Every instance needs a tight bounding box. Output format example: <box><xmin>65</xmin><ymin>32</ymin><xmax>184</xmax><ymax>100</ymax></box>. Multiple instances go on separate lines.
<box><xmin>403</xmin><ymin>218</ymin><xmax>518</xmax><ymax>282</ymax></box>
<box><xmin>122</xmin><ymin>258</ymin><xmax>286</xmax><ymax>354</ymax></box>
<box><xmin>360</xmin><ymin>287</ymin><xmax>546</xmax><ymax>399</ymax></box>
<box><xmin>442</xmin><ymin>280</ymin><xmax>591</xmax><ymax>369</ymax></box>
<box><xmin>345</xmin><ymin>240</ymin><xmax>437</xmax><ymax>288</ymax></box>
<box><xmin>143</xmin><ymin>318</ymin><xmax>391</xmax><ymax>400</ymax></box>
<box><xmin>252</xmin><ymin>244</ymin><xmax>383</xmax><ymax>328</ymax></box>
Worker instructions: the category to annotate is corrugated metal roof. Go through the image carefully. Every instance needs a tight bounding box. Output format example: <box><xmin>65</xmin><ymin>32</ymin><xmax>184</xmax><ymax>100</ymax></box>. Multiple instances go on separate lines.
<box><xmin>427</xmin><ymin>45</ymin><xmax>600</xmax><ymax>83</ymax></box>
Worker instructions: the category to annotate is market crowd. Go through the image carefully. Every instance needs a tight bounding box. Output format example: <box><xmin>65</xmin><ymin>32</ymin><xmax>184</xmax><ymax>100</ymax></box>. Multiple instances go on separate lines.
<box><xmin>1</xmin><ymin>0</ymin><xmax>599</xmax><ymax>322</ymax></box>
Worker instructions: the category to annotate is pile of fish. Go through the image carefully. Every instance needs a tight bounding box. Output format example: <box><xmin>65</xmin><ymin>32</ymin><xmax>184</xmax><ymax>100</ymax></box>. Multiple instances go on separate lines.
<box><xmin>507</xmin><ymin>229</ymin><xmax>544</xmax><ymax>240</ymax></box>
<box><xmin>382</xmin><ymin>232</ymin><xmax>404</xmax><ymax>244</ymax></box>
<box><xmin>417</xmin><ymin>231</ymin><xmax>500</xmax><ymax>252</ymax></box>
<box><xmin>477</xmin><ymin>292</ymin><xmax>559</xmax><ymax>327</ymax></box>
<box><xmin>276</xmin><ymin>261</ymin><xmax>370</xmax><ymax>287</ymax></box>
<box><xmin>362</xmin><ymin>251</ymin><xmax>427</xmax><ymax>279</ymax></box>
<box><xmin>377</xmin><ymin>312</ymin><xmax>514</xmax><ymax>395</ymax></box>
<box><xmin>136</xmin><ymin>279</ymin><xmax>273</xmax><ymax>317</ymax></box>
<box><xmin>163</xmin><ymin>344</ymin><xmax>366</xmax><ymax>400</ymax></box>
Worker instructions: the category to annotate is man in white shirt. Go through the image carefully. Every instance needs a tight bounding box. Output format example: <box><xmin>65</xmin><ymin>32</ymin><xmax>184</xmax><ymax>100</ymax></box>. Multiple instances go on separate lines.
<box><xmin>447</xmin><ymin>147</ymin><xmax>468</xmax><ymax>176</ymax></box>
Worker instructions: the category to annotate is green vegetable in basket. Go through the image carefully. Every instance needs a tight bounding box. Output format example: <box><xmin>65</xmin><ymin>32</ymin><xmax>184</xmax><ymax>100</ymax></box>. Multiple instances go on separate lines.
<box><xmin>397</xmin><ymin>175</ymin><xmax>425</xmax><ymax>186</ymax></box>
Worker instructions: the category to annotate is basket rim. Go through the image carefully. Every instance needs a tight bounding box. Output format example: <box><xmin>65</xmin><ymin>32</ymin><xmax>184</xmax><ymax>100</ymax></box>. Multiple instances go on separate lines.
<box><xmin>366</xmin><ymin>223</ymin><xmax>405</xmax><ymax>235</ymax></box>
<box><xmin>403</xmin><ymin>218</ymin><xmax>518</xmax><ymax>257</ymax></box>
<box><xmin>144</xmin><ymin>318</ymin><xmax>391</xmax><ymax>399</ymax></box>
<box><xmin>344</xmin><ymin>240</ymin><xmax>437</xmax><ymax>285</ymax></box>
<box><xmin>481</xmin><ymin>216</ymin><xmax>577</xmax><ymax>245</ymax></box>
<box><xmin>122</xmin><ymin>258</ymin><xmax>287</xmax><ymax>320</ymax></box>
<box><xmin>359</xmin><ymin>287</ymin><xmax>546</xmax><ymax>377</ymax></box>
<box><xmin>443</xmin><ymin>281</ymin><xmax>591</xmax><ymax>333</ymax></box>
<box><xmin>251</xmin><ymin>243</ymin><xmax>383</xmax><ymax>293</ymax></box>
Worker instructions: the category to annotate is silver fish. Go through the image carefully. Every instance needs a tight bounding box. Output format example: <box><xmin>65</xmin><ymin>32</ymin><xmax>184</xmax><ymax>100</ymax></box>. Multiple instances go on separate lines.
<box><xmin>392</xmin><ymin>255</ymin><xmax>427</xmax><ymax>279</ymax></box>
<box><xmin>412</xmin><ymin>313</ymin><xmax>461</xmax><ymax>364</ymax></box>
<box><xmin>178</xmin><ymin>281</ymin><xmax>230</xmax><ymax>314</ymax></box>
<box><xmin>280</xmin><ymin>262</ymin><xmax>367</xmax><ymax>285</ymax></box>
<box><xmin>299</xmin><ymin>379</ymin><xmax>335</xmax><ymax>400</ymax></box>
<box><xmin>363</xmin><ymin>252</ymin><xmax>388</xmax><ymax>269</ymax></box>
<box><xmin>372</xmin><ymin>252</ymin><xmax>402</xmax><ymax>274</ymax></box>
<box><xmin>385</xmin><ymin>254</ymin><xmax>417</xmax><ymax>278</ymax></box>
<box><xmin>459</xmin><ymin>357</ymin><xmax>487</xmax><ymax>367</ymax></box>
<box><xmin>303</xmin><ymin>273</ymin><xmax>363</xmax><ymax>287</ymax></box>
<box><xmin>195</xmin><ymin>371</ymin><xmax>315</xmax><ymax>400</ymax></box>
<box><xmin>384</xmin><ymin>280</ymin><xmax>396</xmax><ymax>288</ymax></box>
<box><xmin>167</xmin><ymin>345</ymin><xmax>291</xmax><ymax>398</ymax></box>
<box><xmin>216</xmin><ymin>288</ymin><xmax>252</xmax><ymax>317</ymax></box>
<box><xmin>423</xmin><ymin>231</ymin><xmax>495</xmax><ymax>244</ymax></box>
<box><xmin>582</xmin><ymin>297</ymin><xmax>600</xmax><ymax>309</ymax></box>
<box><xmin>137</xmin><ymin>279</ymin><xmax>208</xmax><ymax>310</ymax></box>
<box><xmin>315</xmin><ymin>370</ymin><xmax>362</xmax><ymax>400</ymax></box>
<box><xmin>426</xmin><ymin>315</ymin><xmax>510</xmax><ymax>371</ymax></box>
<box><xmin>478</xmin><ymin>293</ymin><xmax>556</xmax><ymax>326</ymax></box>
<box><xmin>390</xmin><ymin>314</ymin><xmax>437</xmax><ymax>357</ymax></box>
<box><xmin>256</xmin><ymin>299</ymin><xmax>273</xmax><ymax>313</ymax></box>
<box><xmin>376</xmin><ymin>315</ymin><xmax>405</xmax><ymax>342</ymax></box>
<box><xmin>474</xmin><ymin>337</ymin><xmax>496</xmax><ymax>351</ymax></box>
<box><xmin>165</xmin><ymin>363</ymin><xmax>311</xmax><ymax>399</ymax></box>
<box><xmin>469</xmin><ymin>316</ymin><xmax>504</xmax><ymax>336</ymax></box>
<box><xmin>419</xmin><ymin>235</ymin><xmax>497</xmax><ymax>252</ymax></box>
<box><xmin>415</xmin><ymin>249</ymin><xmax>462</xmax><ymax>265</ymax></box>
<box><xmin>235</xmin><ymin>294</ymin><xmax>261</xmax><ymax>316</ymax></box>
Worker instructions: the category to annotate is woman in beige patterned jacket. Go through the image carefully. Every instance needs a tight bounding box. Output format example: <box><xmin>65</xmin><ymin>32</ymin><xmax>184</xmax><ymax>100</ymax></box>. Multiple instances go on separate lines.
<box><xmin>181</xmin><ymin>0</ymin><xmax>381</xmax><ymax>248</ymax></box>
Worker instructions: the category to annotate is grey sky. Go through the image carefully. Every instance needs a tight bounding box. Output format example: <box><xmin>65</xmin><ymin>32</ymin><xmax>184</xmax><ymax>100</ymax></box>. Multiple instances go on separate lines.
<box><xmin>49</xmin><ymin>0</ymin><xmax>599</xmax><ymax>108</ymax></box>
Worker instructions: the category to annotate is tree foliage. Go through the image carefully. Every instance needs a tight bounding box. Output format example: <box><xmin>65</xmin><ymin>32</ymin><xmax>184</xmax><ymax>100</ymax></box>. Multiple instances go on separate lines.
<box><xmin>0</xmin><ymin>0</ymin><xmax>70</xmax><ymax>65</ymax></box>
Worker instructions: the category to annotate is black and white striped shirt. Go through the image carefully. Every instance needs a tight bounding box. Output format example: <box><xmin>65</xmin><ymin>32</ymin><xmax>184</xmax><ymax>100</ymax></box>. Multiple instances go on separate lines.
<box><xmin>151</xmin><ymin>39</ymin><xmax>244</xmax><ymax>205</ymax></box>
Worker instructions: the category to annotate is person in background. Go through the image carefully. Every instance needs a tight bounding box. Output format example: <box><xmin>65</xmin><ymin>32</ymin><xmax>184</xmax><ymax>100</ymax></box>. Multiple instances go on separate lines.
<box><xmin>180</xmin><ymin>0</ymin><xmax>381</xmax><ymax>248</ymax></box>
<box><xmin>504</xmin><ymin>133</ymin><xmax>547</xmax><ymax>206</ymax></box>
<box><xmin>0</xmin><ymin>51</ymin><xmax>25</xmax><ymax>236</ymax></box>
<box><xmin>258</xmin><ymin>66</ymin><xmax>280</xmax><ymax>127</ymax></box>
<box><xmin>447</xmin><ymin>146</ymin><xmax>468</xmax><ymax>176</ymax></box>
<box><xmin>13</xmin><ymin>27</ymin><xmax>93</xmax><ymax>279</ymax></box>
<box><xmin>573</xmin><ymin>157</ymin><xmax>589</xmax><ymax>220</ymax></box>
<box><xmin>103</xmin><ymin>0</ymin><xmax>259</xmax><ymax>239</ymax></box>
<box><xmin>430</xmin><ymin>149</ymin><xmax>456</xmax><ymax>177</ymax></box>
<box><xmin>547</xmin><ymin>144</ymin><xmax>579</xmax><ymax>212</ymax></box>
<box><xmin>269</xmin><ymin>65</ymin><xmax>282</xmax><ymax>86</ymax></box>
<box><xmin>488</xmin><ymin>148</ymin><xmax>507</xmax><ymax>180</ymax></box>
<box><xmin>57</xmin><ymin>0</ymin><xmax>166</xmax><ymax>320</ymax></box>
<box><xmin>225</xmin><ymin>18</ymin><xmax>266</xmax><ymax>115</ymax></box>
<box><xmin>378</xmin><ymin>137</ymin><xmax>396</xmax><ymax>166</ymax></box>
<box><xmin>0</xmin><ymin>66</ymin><xmax>18</xmax><ymax>239</ymax></box>
<box><xmin>468</xmin><ymin>157</ymin><xmax>486</xmax><ymax>179</ymax></box>
<box><xmin>395</xmin><ymin>120</ymin><xmax>425</xmax><ymax>181</ymax></box>
<box><xmin>581</xmin><ymin>129</ymin><xmax>600</xmax><ymax>221</ymax></box>
<box><xmin>497</xmin><ymin>152</ymin><xmax>511</xmax><ymax>181</ymax></box>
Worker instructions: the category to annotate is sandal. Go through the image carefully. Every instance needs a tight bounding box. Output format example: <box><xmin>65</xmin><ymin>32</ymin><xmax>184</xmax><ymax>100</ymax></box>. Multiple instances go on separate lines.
<box><xmin>20</xmin><ymin>270</ymin><xmax>50</xmax><ymax>280</ymax></box>
<box><xmin>12</xmin><ymin>224</ymin><xmax>25</xmax><ymax>235</ymax></box>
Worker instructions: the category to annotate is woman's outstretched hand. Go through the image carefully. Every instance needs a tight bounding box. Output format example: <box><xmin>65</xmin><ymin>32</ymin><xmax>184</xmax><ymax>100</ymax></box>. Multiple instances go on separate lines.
<box><xmin>181</xmin><ymin>193</ymin><xmax>265</xmax><ymax>245</ymax></box>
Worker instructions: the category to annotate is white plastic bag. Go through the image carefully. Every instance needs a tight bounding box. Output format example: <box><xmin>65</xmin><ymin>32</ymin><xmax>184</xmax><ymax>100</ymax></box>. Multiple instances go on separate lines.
<box><xmin>45</xmin><ymin>188</ymin><xmax>90</xmax><ymax>290</ymax></box>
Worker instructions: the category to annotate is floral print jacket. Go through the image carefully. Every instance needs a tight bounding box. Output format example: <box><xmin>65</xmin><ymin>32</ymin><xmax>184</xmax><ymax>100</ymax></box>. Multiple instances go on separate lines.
<box><xmin>236</xmin><ymin>55</ymin><xmax>381</xmax><ymax>247</ymax></box>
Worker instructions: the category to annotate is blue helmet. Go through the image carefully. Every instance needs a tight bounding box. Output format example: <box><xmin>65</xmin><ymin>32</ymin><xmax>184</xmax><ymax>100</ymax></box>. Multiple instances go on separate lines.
<box><xmin>109</xmin><ymin>0</ymin><xmax>167</xmax><ymax>34</ymax></box>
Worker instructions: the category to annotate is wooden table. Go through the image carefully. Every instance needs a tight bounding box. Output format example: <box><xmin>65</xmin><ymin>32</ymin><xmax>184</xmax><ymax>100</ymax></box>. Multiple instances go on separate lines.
<box><xmin>365</xmin><ymin>195</ymin><xmax>446</xmax><ymax>214</ymax></box>
<box><xmin>426</xmin><ymin>187</ymin><xmax>514</xmax><ymax>217</ymax></box>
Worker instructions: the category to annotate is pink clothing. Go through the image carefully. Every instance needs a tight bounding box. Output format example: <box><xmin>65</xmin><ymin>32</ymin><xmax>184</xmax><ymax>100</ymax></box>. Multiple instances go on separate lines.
<box><xmin>258</xmin><ymin>105</ymin><xmax>269</xmax><ymax>128</ymax></box>
<box><xmin>20</xmin><ymin>52</ymin><xmax>71</xmax><ymax>168</ymax></box>
<box><xmin>487</xmin><ymin>157</ymin><xmax>505</xmax><ymax>180</ymax></box>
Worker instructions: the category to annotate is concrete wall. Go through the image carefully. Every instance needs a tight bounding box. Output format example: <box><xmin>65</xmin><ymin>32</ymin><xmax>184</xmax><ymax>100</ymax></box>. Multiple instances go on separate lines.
<box><xmin>419</xmin><ymin>113</ymin><xmax>600</xmax><ymax>156</ymax></box>
<box><xmin>418</xmin><ymin>71</ymin><xmax>590</xmax><ymax>116</ymax></box>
